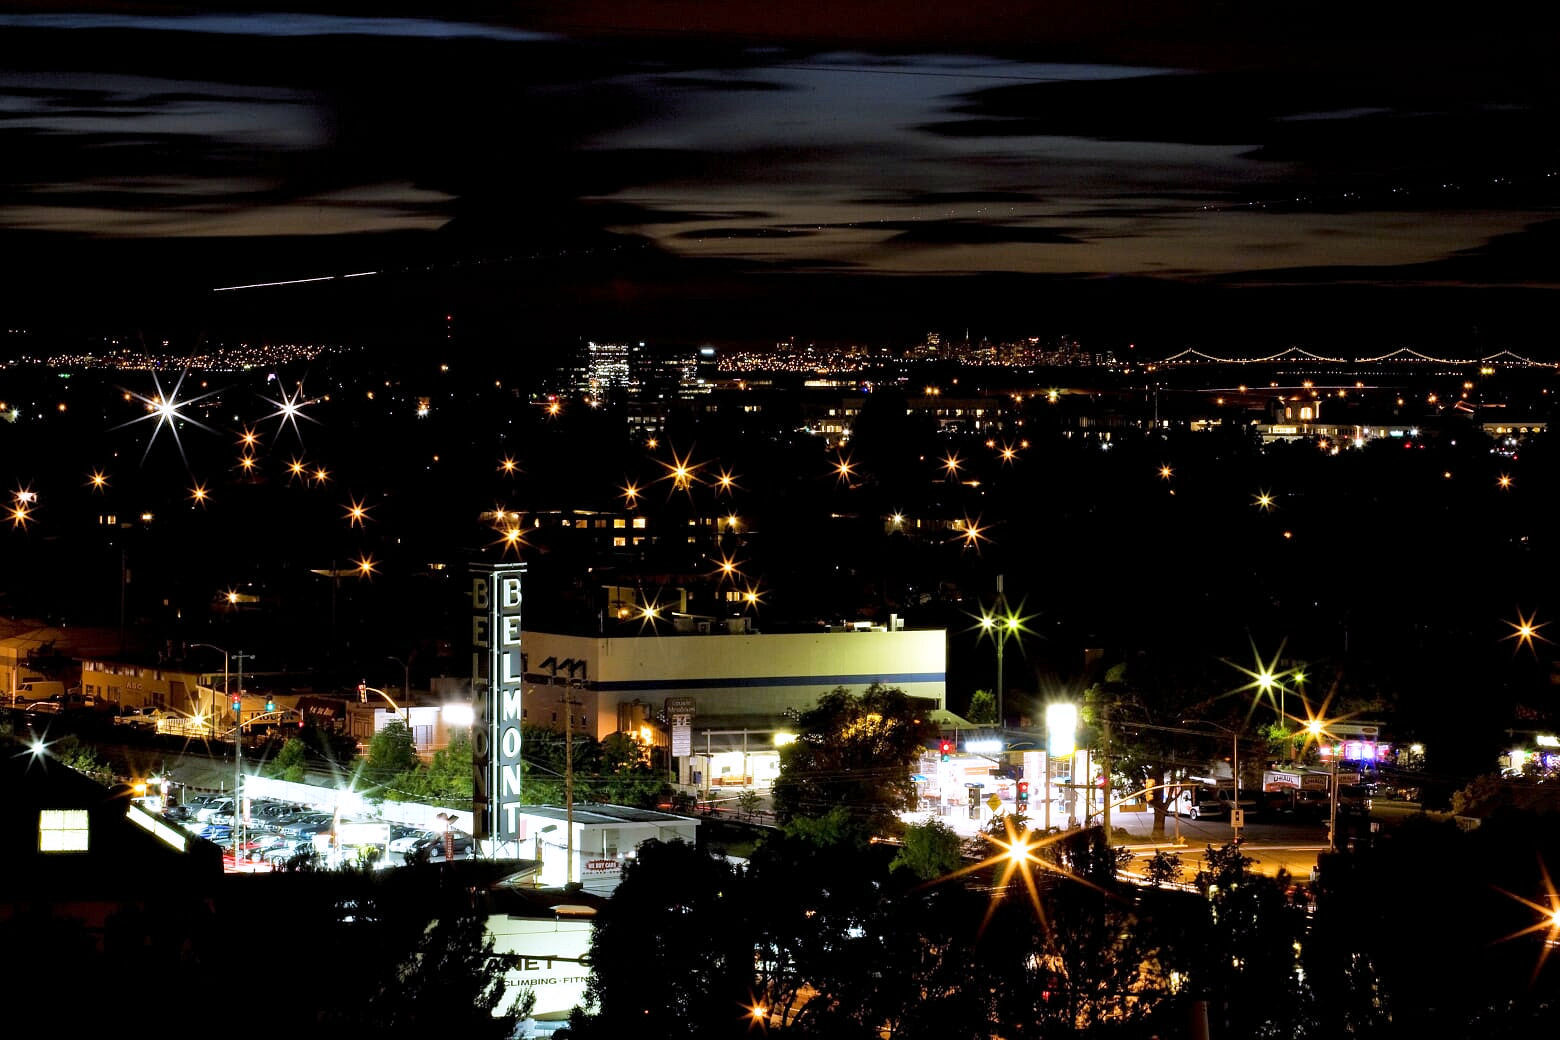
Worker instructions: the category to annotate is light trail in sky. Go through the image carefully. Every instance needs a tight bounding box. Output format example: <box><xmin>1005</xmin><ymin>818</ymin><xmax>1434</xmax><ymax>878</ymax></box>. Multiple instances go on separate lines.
<box><xmin>212</xmin><ymin>272</ymin><xmax>377</xmax><ymax>292</ymax></box>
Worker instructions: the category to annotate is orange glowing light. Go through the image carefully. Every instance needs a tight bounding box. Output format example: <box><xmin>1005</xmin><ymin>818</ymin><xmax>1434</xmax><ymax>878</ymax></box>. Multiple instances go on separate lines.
<box><xmin>345</xmin><ymin>498</ymin><xmax>370</xmax><ymax>528</ymax></box>
<box><xmin>238</xmin><ymin>455</ymin><xmax>256</xmax><ymax>472</ymax></box>
<box><xmin>1499</xmin><ymin>475</ymin><xmax>1513</xmax><ymax>489</ymax></box>
<box><xmin>500</xmin><ymin>457</ymin><xmax>519</xmax><ymax>475</ymax></box>
<box><xmin>1159</xmin><ymin>465</ymin><xmax>1173</xmax><ymax>479</ymax></box>
<box><xmin>189</xmin><ymin>483</ymin><xmax>209</xmax><ymax>506</ymax></box>
<box><xmin>1505</xmin><ymin>609</ymin><xmax>1551</xmax><ymax>654</ymax></box>
<box><xmin>88</xmin><ymin>470</ymin><xmax>108</xmax><ymax>490</ymax></box>
<box><xmin>313</xmin><ymin>467</ymin><xmax>330</xmax><ymax>485</ymax></box>
<box><xmin>238</xmin><ymin>427</ymin><xmax>259</xmax><ymax>449</ymax></box>
<box><xmin>354</xmin><ymin>555</ymin><xmax>378</xmax><ymax>577</ymax></box>
<box><xmin>942</xmin><ymin>453</ymin><xmax>963</xmax><ymax>477</ymax></box>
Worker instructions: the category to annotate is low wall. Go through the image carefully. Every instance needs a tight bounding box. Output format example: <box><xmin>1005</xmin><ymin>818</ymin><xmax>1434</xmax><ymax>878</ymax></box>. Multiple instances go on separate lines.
<box><xmin>244</xmin><ymin>774</ymin><xmax>474</xmax><ymax>832</ymax></box>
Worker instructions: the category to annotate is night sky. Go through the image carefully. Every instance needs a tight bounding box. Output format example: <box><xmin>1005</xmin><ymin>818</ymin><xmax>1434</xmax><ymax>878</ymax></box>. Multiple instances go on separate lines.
<box><xmin>3</xmin><ymin>4</ymin><xmax>1560</xmax><ymax>345</ymax></box>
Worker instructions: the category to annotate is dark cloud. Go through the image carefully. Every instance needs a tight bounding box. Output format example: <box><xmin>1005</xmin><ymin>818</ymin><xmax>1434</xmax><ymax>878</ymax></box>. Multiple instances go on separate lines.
<box><xmin>846</xmin><ymin>190</ymin><xmax>1044</xmax><ymax>207</ymax></box>
<box><xmin>672</xmin><ymin>227</ymin><xmax>817</xmax><ymax>240</ymax></box>
<box><xmin>1217</xmin><ymin>219</ymin><xmax>1560</xmax><ymax>287</ymax></box>
<box><xmin>652</xmin><ymin>75</ymin><xmax>793</xmax><ymax>92</ymax></box>
<box><xmin>881</xmin><ymin>221</ymin><xmax>1083</xmax><ymax>246</ymax></box>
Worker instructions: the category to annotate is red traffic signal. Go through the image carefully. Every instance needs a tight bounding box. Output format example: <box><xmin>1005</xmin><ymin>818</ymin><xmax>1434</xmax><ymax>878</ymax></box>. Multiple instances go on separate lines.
<box><xmin>939</xmin><ymin>740</ymin><xmax>953</xmax><ymax>761</ymax></box>
<box><xmin>230</xmin><ymin>695</ymin><xmax>241</xmax><ymax>713</ymax></box>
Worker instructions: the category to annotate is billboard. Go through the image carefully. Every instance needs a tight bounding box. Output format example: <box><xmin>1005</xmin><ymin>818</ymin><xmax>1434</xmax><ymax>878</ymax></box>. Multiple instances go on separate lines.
<box><xmin>472</xmin><ymin>562</ymin><xmax>527</xmax><ymax>844</ymax></box>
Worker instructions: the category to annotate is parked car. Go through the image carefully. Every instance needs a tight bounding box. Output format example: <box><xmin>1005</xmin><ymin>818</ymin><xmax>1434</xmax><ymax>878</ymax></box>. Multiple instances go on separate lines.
<box><xmin>388</xmin><ymin>829</ymin><xmax>436</xmax><ymax>855</ymax></box>
<box><xmin>24</xmin><ymin>699</ymin><xmax>61</xmax><ymax>715</ymax></box>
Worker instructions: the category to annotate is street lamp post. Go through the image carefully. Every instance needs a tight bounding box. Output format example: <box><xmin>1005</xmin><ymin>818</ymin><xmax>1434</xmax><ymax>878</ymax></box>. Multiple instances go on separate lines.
<box><xmin>192</xmin><ymin>643</ymin><xmax>250</xmax><ymax>865</ymax></box>
<box><xmin>387</xmin><ymin>655</ymin><xmax>410</xmax><ymax>710</ymax></box>
<box><xmin>1182</xmin><ymin>718</ymin><xmax>1242</xmax><ymax>842</ymax></box>
<box><xmin>1307</xmin><ymin>719</ymin><xmax>1340</xmax><ymax>853</ymax></box>
<box><xmin>980</xmin><ymin>576</ymin><xmax>1023</xmax><ymax>727</ymax></box>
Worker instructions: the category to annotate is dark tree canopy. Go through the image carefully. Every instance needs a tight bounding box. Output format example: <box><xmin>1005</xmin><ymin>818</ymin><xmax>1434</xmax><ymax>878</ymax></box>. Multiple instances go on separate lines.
<box><xmin>771</xmin><ymin>684</ymin><xmax>932</xmax><ymax>843</ymax></box>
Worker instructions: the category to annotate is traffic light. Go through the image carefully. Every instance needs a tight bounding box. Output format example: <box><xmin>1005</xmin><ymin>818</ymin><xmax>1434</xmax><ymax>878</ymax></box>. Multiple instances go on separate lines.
<box><xmin>230</xmin><ymin>693</ymin><xmax>241</xmax><ymax>714</ymax></box>
<box><xmin>265</xmin><ymin>696</ymin><xmax>275</xmax><ymax>713</ymax></box>
<box><xmin>939</xmin><ymin>740</ymin><xmax>953</xmax><ymax>762</ymax></box>
<box><xmin>1017</xmin><ymin>780</ymin><xmax>1030</xmax><ymax>807</ymax></box>
<box><xmin>357</xmin><ymin>682</ymin><xmax>367</xmax><ymax>704</ymax></box>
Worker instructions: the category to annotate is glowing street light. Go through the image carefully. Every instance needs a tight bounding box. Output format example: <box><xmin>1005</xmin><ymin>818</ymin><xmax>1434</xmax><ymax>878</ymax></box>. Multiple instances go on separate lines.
<box><xmin>354</xmin><ymin>554</ymin><xmax>377</xmax><ymax>578</ymax></box>
<box><xmin>1254</xmin><ymin>491</ymin><xmax>1275</xmax><ymax>511</ymax></box>
<box><xmin>499</xmin><ymin>457</ymin><xmax>519</xmax><ymax>475</ymax></box>
<box><xmin>1159</xmin><ymin>464</ymin><xmax>1173</xmax><ymax>479</ymax></box>
<box><xmin>1506</xmin><ymin>609</ymin><xmax>1550</xmax><ymax>655</ymax></box>
<box><xmin>345</xmin><ymin>498</ymin><xmax>370</xmax><ymax>527</ymax></box>
<box><xmin>87</xmin><ymin>470</ymin><xmax>108</xmax><ymax>491</ymax></box>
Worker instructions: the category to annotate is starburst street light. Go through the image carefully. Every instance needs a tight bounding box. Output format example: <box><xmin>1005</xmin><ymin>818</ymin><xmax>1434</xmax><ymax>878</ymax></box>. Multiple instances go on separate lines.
<box><xmin>1254</xmin><ymin>490</ymin><xmax>1275</xmax><ymax>511</ymax></box>
<box><xmin>657</xmin><ymin>446</ymin><xmax>706</xmax><ymax>494</ymax></box>
<box><xmin>9</xmin><ymin>505</ymin><xmax>30</xmax><ymax>529</ymax></box>
<box><xmin>113</xmin><ymin>369</ymin><xmax>220</xmax><ymax>464</ymax></box>
<box><xmin>312</xmin><ymin>466</ymin><xmax>330</xmax><ymax>485</ymax></box>
<box><xmin>499</xmin><ymin>457</ymin><xmax>519</xmax><ymax>475</ymax></box>
<box><xmin>354</xmin><ymin>554</ymin><xmax>377</xmax><ymax>578</ymax></box>
<box><xmin>941</xmin><ymin>452</ymin><xmax>963</xmax><ymax>478</ymax></box>
<box><xmin>1000</xmin><ymin>443</ymin><xmax>1018</xmax><ymax>464</ymax></box>
<box><xmin>1505</xmin><ymin>609</ymin><xmax>1551</xmax><ymax>655</ymax></box>
<box><xmin>1159</xmin><ymin>464</ymin><xmax>1173</xmax><ymax>479</ymax></box>
<box><xmin>833</xmin><ymin>453</ymin><xmax>856</xmax><ymax>485</ymax></box>
<box><xmin>956</xmin><ymin>515</ymin><xmax>989</xmax><ymax>552</ymax></box>
<box><xmin>238</xmin><ymin>455</ymin><xmax>256</xmax><ymax>473</ymax></box>
<box><xmin>258</xmin><ymin>380</ymin><xmax>319</xmax><ymax>442</ymax></box>
<box><xmin>741</xmin><ymin>583</ymin><xmax>764</xmax><ymax>609</ymax></box>
<box><xmin>87</xmin><ymin>470</ymin><xmax>108</xmax><ymax>491</ymax></box>
<box><xmin>238</xmin><ymin>427</ymin><xmax>260</xmax><ymax>450</ymax></box>
<box><xmin>345</xmin><ymin>498</ymin><xmax>370</xmax><ymax>528</ymax></box>
<box><xmin>715</xmin><ymin>468</ymin><xmax>739</xmax><ymax>494</ymax></box>
<box><xmin>714</xmin><ymin>554</ymin><xmax>743</xmax><ymax>582</ymax></box>
<box><xmin>1494</xmin><ymin>858</ymin><xmax>1560</xmax><ymax>983</ymax></box>
<box><xmin>189</xmin><ymin>483</ymin><xmax>209</xmax><ymax>507</ymax></box>
<box><xmin>1499</xmin><ymin>474</ymin><xmax>1513</xmax><ymax>489</ymax></box>
<box><xmin>286</xmin><ymin>457</ymin><xmax>307</xmax><ymax>482</ymax></box>
<box><xmin>621</xmin><ymin>481</ymin><xmax>641</xmax><ymax>506</ymax></box>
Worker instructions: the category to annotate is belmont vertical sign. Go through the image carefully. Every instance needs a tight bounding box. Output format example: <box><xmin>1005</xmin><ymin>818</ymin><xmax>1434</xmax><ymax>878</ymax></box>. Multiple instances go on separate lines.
<box><xmin>472</xmin><ymin>561</ymin><xmax>526</xmax><ymax>844</ymax></box>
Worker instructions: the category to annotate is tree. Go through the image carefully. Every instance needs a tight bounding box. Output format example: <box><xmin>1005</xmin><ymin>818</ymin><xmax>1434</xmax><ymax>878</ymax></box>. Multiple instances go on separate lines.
<box><xmin>361</xmin><ymin>912</ymin><xmax>529</xmax><ymax>1037</ymax></box>
<box><xmin>736</xmin><ymin>788</ymin><xmax>762</xmax><ymax>821</ymax></box>
<box><xmin>890</xmin><ymin>818</ymin><xmax>963</xmax><ymax>881</ymax></box>
<box><xmin>267</xmin><ymin>736</ymin><xmax>309</xmax><ymax>783</ymax></box>
<box><xmin>1089</xmin><ymin>654</ymin><xmax>1225</xmax><ymax>839</ymax></box>
<box><xmin>363</xmin><ymin>720</ymin><xmax>417</xmax><ymax>785</ymax></box>
<box><xmin>568</xmin><ymin>839</ymin><xmax>755</xmax><ymax>1039</ymax></box>
<box><xmin>966</xmin><ymin>688</ymin><xmax>997</xmax><ymax>724</ymax></box>
<box><xmin>771</xmin><ymin>684</ymin><xmax>930</xmax><ymax>844</ymax></box>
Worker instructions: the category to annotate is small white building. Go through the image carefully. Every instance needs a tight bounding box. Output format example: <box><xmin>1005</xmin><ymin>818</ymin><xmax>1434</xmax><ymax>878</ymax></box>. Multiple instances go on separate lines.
<box><xmin>511</xmin><ymin>804</ymin><xmax>699</xmax><ymax>894</ymax></box>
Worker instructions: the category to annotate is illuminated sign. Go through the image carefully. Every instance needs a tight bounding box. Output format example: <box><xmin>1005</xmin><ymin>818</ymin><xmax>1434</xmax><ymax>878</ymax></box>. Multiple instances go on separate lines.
<box><xmin>964</xmin><ymin>738</ymin><xmax>1004</xmax><ymax>754</ymax></box>
<box><xmin>1537</xmin><ymin>735</ymin><xmax>1560</xmax><ymax>748</ymax></box>
<box><xmin>1046</xmin><ymin>703</ymin><xmax>1078</xmax><ymax>757</ymax></box>
<box><xmin>474</xmin><ymin>562</ymin><xmax>526</xmax><ymax>844</ymax></box>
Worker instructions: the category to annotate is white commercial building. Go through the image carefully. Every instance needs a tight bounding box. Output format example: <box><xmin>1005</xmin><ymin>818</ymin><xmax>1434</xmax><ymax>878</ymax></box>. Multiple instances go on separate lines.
<box><xmin>511</xmin><ymin>804</ymin><xmax>699</xmax><ymax>893</ymax></box>
<box><xmin>520</xmin><ymin>624</ymin><xmax>946</xmax><ymax>790</ymax></box>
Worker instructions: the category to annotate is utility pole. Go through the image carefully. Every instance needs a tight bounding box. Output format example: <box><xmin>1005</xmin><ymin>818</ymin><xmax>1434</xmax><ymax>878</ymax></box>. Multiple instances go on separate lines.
<box><xmin>995</xmin><ymin>574</ymin><xmax>1005</xmax><ymax>726</ymax></box>
<box><xmin>234</xmin><ymin>652</ymin><xmax>251</xmax><ymax>861</ymax></box>
<box><xmin>1102</xmin><ymin>713</ymin><xmax>1112</xmax><ymax>843</ymax></box>
<box><xmin>561</xmin><ymin>679</ymin><xmax>582</xmax><ymax>885</ymax></box>
<box><xmin>1328</xmin><ymin>742</ymin><xmax>1340</xmax><ymax>853</ymax></box>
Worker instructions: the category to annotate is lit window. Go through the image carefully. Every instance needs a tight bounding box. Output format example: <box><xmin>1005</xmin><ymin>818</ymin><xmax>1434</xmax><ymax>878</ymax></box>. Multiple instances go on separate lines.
<box><xmin>613</xmin><ymin>518</ymin><xmax>626</xmax><ymax>529</ymax></box>
<box><xmin>631</xmin><ymin>518</ymin><xmax>647</xmax><ymax>530</ymax></box>
<box><xmin>39</xmin><ymin>809</ymin><xmax>89</xmax><ymax>852</ymax></box>
<box><xmin>613</xmin><ymin>536</ymin><xmax>626</xmax><ymax>547</ymax></box>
